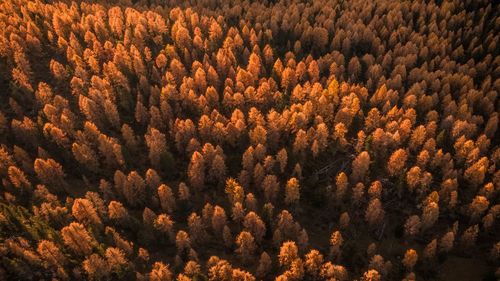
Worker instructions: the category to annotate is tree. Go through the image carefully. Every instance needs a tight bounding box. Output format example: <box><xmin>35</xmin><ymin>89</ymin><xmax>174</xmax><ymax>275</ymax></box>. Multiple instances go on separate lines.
<box><xmin>105</xmin><ymin>247</ymin><xmax>128</xmax><ymax>274</ymax></box>
<box><xmin>464</xmin><ymin>157</ymin><xmax>488</xmax><ymax>187</ymax></box>
<box><xmin>155</xmin><ymin>214</ymin><xmax>175</xmax><ymax>242</ymax></box>
<box><xmin>423</xmin><ymin>239</ymin><xmax>437</xmax><ymax>260</ymax></box>
<box><xmin>72</xmin><ymin>143</ymin><xmax>99</xmax><ymax>172</ymax></box>
<box><xmin>178</xmin><ymin>182</ymin><xmax>190</xmax><ymax>201</ymax></box>
<box><xmin>243</xmin><ymin>212</ymin><xmax>266</xmax><ymax>243</ymax></box>
<box><xmin>330</xmin><ymin>231</ymin><xmax>343</xmax><ymax>260</ymax></box>
<box><xmin>406</xmin><ymin>166</ymin><xmax>421</xmax><ymax>191</ymax></box>
<box><xmin>158</xmin><ymin>184</ymin><xmax>176</xmax><ymax>214</ymax></box>
<box><xmin>304</xmin><ymin>249</ymin><xmax>323</xmax><ymax>278</ymax></box>
<box><xmin>108</xmin><ymin>201</ymin><xmax>129</xmax><ymax>223</ymax></box>
<box><xmin>37</xmin><ymin>240</ymin><xmax>66</xmax><ymax>269</ymax></box>
<box><xmin>460</xmin><ymin>224</ymin><xmax>479</xmax><ymax>248</ymax></box>
<box><xmin>402</xmin><ymin>249</ymin><xmax>418</xmax><ymax>271</ymax></box>
<box><xmin>339</xmin><ymin>212</ymin><xmax>350</xmax><ymax>230</ymax></box>
<box><xmin>285</xmin><ymin>177</ymin><xmax>300</xmax><ymax>205</ymax></box>
<box><xmin>469</xmin><ymin>196</ymin><xmax>489</xmax><ymax>221</ymax></box>
<box><xmin>225</xmin><ymin>178</ymin><xmax>244</xmax><ymax>204</ymax></box>
<box><xmin>7</xmin><ymin>166</ymin><xmax>32</xmax><ymax>193</ymax></box>
<box><xmin>61</xmin><ymin>222</ymin><xmax>93</xmax><ymax>256</ymax></box>
<box><xmin>145</xmin><ymin>128</ymin><xmax>167</xmax><ymax>169</ymax></box>
<box><xmin>421</xmin><ymin>201</ymin><xmax>439</xmax><ymax>230</ymax></box>
<box><xmin>149</xmin><ymin>262</ymin><xmax>173</xmax><ymax>281</ymax></box>
<box><xmin>256</xmin><ymin>251</ymin><xmax>272</xmax><ymax>278</ymax></box>
<box><xmin>277</xmin><ymin>148</ymin><xmax>288</xmax><ymax>173</ymax></box>
<box><xmin>404</xmin><ymin>215</ymin><xmax>421</xmax><ymax>237</ymax></box>
<box><xmin>208</xmin><ymin>258</ymin><xmax>233</xmax><ymax>281</ymax></box>
<box><xmin>188</xmin><ymin>151</ymin><xmax>205</xmax><ymax>190</ymax></box>
<box><xmin>209</xmin><ymin>154</ymin><xmax>226</xmax><ymax>184</ymax></box>
<box><xmin>176</xmin><ymin>230</ymin><xmax>191</xmax><ymax>254</ymax></box>
<box><xmin>387</xmin><ymin>149</ymin><xmax>408</xmax><ymax>176</ymax></box>
<box><xmin>231</xmin><ymin>202</ymin><xmax>245</xmax><ymax>223</ymax></box>
<box><xmin>362</xmin><ymin>269</ymin><xmax>381</xmax><ymax>281</ymax></box>
<box><xmin>351</xmin><ymin>151</ymin><xmax>372</xmax><ymax>183</ymax></box>
<box><xmin>278</xmin><ymin>241</ymin><xmax>299</xmax><ymax>268</ymax></box>
<box><xmin>335</xmin><ymin>172</ymin><xmax>348</xmax><ymax>202</ymax></box>
<box><xmin>236</xmin><ymin>231</ymin><xmax>256</xmax><ymax>263</ymax></box>
<box><xmin>223</xmin><ymin>225</ymin><xmax>233</xmax><ymax>248</ymax></box>
<box><xmin>212</xmin><ymin>205</ymin><xmax>227</xmax><ymax>237</ymax></box>
<box><xmin>34</xmin><ymin>158</ymin><xmax>66</xmax><ymax>192</ymax></box>
<box><xmin>262</xmin><ymin>174</ymin><xmax>280</xmax><ymax>203</ymax></box>
<box><xmin>124</xmin><ymin>171</ymin><xmax>146</xmax><ymax>207</ymax></box>
<box><xmin>365</xmin><ymin>199</ymin><xmax>385</xmax><ymax>228</ymax></box>
<box><xmin>188</xmin><ymin>212</ymin><xmax>206</xmax><ymax>244</ymax></box>
<box><xmin>72</xmin><ymin>198</ymin><xmax>102</xmax><ymax>226</ymax></box>
<box><xmin>83</xmin><ymin>254</ymin><xmax>109</xmax><ymax>280</ymax></box>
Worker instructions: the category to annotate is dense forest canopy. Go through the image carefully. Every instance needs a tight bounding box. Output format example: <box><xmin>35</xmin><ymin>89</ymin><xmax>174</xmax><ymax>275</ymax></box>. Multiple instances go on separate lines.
<box><xmin>0</xmin><ymin>0</ymin><xmax>498</xmax><ymax>280</ymax></box>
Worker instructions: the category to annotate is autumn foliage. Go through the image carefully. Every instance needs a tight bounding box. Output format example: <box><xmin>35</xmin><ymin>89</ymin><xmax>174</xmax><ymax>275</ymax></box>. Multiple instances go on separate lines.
<box><xmin>0</xmin><ymin>0</ymin><xmax>498</xmax><ymax>280</ymax></box>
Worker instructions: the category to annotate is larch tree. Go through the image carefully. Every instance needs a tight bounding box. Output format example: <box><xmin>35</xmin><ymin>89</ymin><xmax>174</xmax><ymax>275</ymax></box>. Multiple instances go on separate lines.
<box><xmin>108</xmin><ymin>200</ymin><xmax>129</xmax><ymax>224</ymax></box>
<box><xmin>145</xmin><ymin>128</ymin><xmax>168</xmax><ymax>169</ymax></box>
<box><xmin>277</xmin><ymin>148</ymin><xmax>288</xmax><ymax>173</ymax></box>
<box><xmin>37</xmin><ymin>240</ymin><xmax>66</xmax><ymax>269</ymax></box>
<box><xmin>188</xmin><ymin>212</ymin><xmax>206</xmax><ymax>244</ymax></box>
<box><xmin>236</xmin><ymin>231</ymin><xmax>256</xmax><ymax>264</ymax></box>
<box><xmin>61</xmin><ymin>222</ymin><xmax>94</xmax><ymax>256</ymax></box>
<box><xmin>243</xmin><ymin>212</ymin><xmax>266</xmax><ymax>243</ymax></box>
<box><xmin>402</xmin><ymin>249</ymin><xmax>418</xmax><ymax>271</ymax></box>
<box><xmin>83</xmin><ymin>254</ymin><xmax>110</xmax><ymax>280</ymax></box>
<box><xmin>469</xmin><ymin>195</ymin><xmax>489</xmax><ymax>221</ymax></box>
<box><xmin>34</xmin><ymin>158</ymin><xmax>66</xmax><ymax>192</ymax></box>
<box><xmin>387</xmin><ymin>149</ymin><xmax>408</xmax><ymax>177</ymax></box>
<box><xmin>124</xmin><ymin>171</ymin><xmax>146</xmax><ymax>207</ymax></box>
<box><xmin>188</xmin><ymin>151</ymin><xmax>205</xmax><ymax>190</ymax></box>
<box><xmin>365</xmin><ymin>198</ymin><xmax>385</xmax><ymax>228</ymax></box>
<box><xmin>212</xmin><ymin>205</ymin><xmax>227</xmax><ymax>237</ymax></box>
<box><xmin>154</xmin><ymin>214</ymin><xmax>175</xmax><ymax>242</ymax></box>
<box><xmin>330</xmin><ymin>231</ymin><xmax>343</xmax><ymax>260</ymax></box>
<box><xmin>72</xmin><ymin>198</ymin><xmax>102</xmax><ymax>226</ymax></box>
<box><xmin>304</xmin><ymin>249</ymin><xmax>324</xmax><ymax>278</ymax></box>
<box><xmin>256</xmin><ymin>251</ymin><xmax>272</xmax><ymax>278</ymax></box>
<box><xmin>175</xmin><ymin>230</ymin><xmax>191</xmax><ymax>254</ymax></box>
<box><xmin>149</xmin><ymin>262</ymin><xmax>173</xmax><ymax>281</ymax></box>
<box><xmin>335</xmin><ymin>172</ymin><xmax>348</xmax><ymax>202</ymax></box>
<box><xmin>278</xmin><ymin>241</ymin><xmax>299</xmax><ymax>268</ymax></box>
<box><xmin>72</xmin><ymin>142</ymin><xmax>99</xmax><ymax>172</ymax></box>
<box><xmin>421</xmin><ymin>201</ymin><xmax>439</xmax><ymax>231</ymax></box>
<box><xmin>351</xmin><ymin>151</ymin><xmax>370</xmax><ymax>182</ymax></box>
<box><xmin>285</xmin><ymin>177</ymin><xmax>300</xmax><ymax>205</ymax></box>
<box><xmin>362</xmin><ymin>269</ymin><xmax>381</xmax><ymax>281</ymax></box>
<box><xmin>262</xmin><ymin>174</ymin><xmax>280</xmax><ymax>203</ymax></box>
<box><xmin>158</xmin><ymin>184</ymin><xmax>176</xmax><ymax>214</ymax></box>
<box><xmin>7</xmin><ymin>166</ymin><xmax>32</xmax><ymax>193</ymax></box>
<box><xmin>404</xmin><ymin>215</ymin><xmax>421</xmax><ymax>237</ymax></box>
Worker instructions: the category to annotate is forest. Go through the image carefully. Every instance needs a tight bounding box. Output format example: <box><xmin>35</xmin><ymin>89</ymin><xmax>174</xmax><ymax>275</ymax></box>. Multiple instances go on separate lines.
<box><xmin>0</xmin><ymin>0</ymin><xmax>498</xmax><ymax>280</ymax></box>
